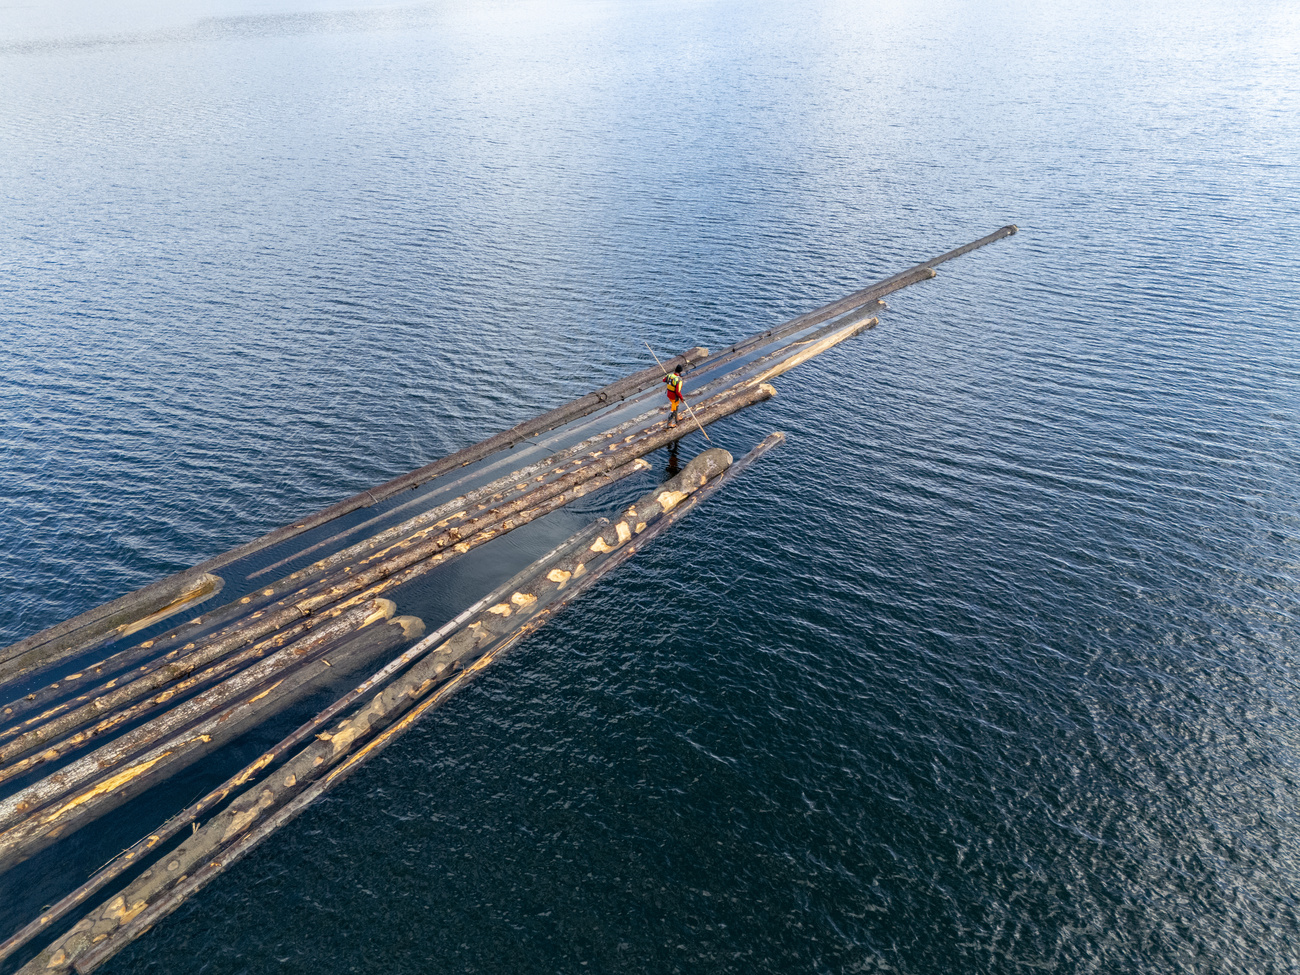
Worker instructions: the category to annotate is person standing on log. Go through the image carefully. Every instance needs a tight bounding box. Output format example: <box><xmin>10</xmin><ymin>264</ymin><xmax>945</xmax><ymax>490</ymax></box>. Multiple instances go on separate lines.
<box><xmin>663</xmin><ymin>364</ymin><xmax>684</xmax><ymax>428</ymax></box>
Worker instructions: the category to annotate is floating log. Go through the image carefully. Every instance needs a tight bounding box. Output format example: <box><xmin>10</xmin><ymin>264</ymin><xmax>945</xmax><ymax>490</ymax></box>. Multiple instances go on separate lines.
<box><xmin>1</xmin><ymin>227</ymin><xmax>1019</xmax><ymax>974</ymax></box>
<box><xmin>0</xmin><ymin>574</ymin><xmax>224</xmax><ymax>689</ymax></box>
<box><xmin>23</xmin><ymin>444</ymin><xmax>770</xmax><ymax>975</ymax></box>
<box><xmin>693</xmin><ymin>307</ymin><xmax>879</xmax><ymax>400</ymax></box>
<box><xmin>745</xmin><ymin>311</ymin><xmax>880</xmax><ymax>386</ymax></box>
<box><xmin>0</xmin><ymin>350</ymin><xmax>711</xmax><ymax>683</ymax></box>
<box><xmin>0</xmin><ymin>524</ymin><xmax>609</xmax><ymax>969</ymax></box>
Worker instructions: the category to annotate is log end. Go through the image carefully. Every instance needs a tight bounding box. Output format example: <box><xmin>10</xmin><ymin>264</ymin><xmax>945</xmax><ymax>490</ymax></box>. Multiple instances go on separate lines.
<box><xmin>392</xmin><ymin>617</ymin><xmax>426</xmax><ymax>641</ymax></box>
<box><xmin>361</xmin><ymin>600</ymin><xmax>397</xmax><ymax>627</ymax></box>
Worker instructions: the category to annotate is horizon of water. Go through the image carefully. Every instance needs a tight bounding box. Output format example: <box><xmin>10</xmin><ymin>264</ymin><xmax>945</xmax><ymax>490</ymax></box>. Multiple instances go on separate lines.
<box><xmin>2</xmin><ymin>0</ymin><xmax>1299</xmax><ymax>972</ymax></box>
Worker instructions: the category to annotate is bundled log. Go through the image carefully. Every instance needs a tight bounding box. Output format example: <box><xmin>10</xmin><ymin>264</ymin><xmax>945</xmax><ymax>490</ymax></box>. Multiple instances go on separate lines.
<box><xmin>0</xmin><ymin>600</ymin><xmax>427</xmax><ymax>874</ymax></box>
<box><xmin>0</xmin><ymin>377</ymin><xmax>775</xmax><ymax>768</ymax></box>
<box><xmin>21</xmin><ymin>440</ymin><xmax>780</xmax><ymax>975</ymax></box>
<box><xmin>0</xmin><ymin>350</ymin><xmax>711</xmax><ymax>683</ymax></box>
<box><xmin>0</xmin><ymin>524</ymin><xmax>612</xmax><ymax>968</ymax></box>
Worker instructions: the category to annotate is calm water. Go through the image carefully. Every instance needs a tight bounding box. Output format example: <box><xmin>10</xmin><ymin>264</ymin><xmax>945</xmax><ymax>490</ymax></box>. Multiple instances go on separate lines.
<box><xmin>3</xmin><ymin>0</ymin><xmax>1300</xmax><ymax>971</ymax></box>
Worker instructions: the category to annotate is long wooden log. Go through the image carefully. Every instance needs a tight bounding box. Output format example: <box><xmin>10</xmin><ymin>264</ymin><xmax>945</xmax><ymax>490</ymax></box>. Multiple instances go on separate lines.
<box><xmin>0</xmin><ymin>523</ymin><xmax>611</xmax><ymax>969</ymax></box>
<box><xmin>0</xmin><ymin>601</ymin><xmax>427</xmax><ymax>877</ymax></box>
<box><xmin>0</xmin><ymin>349</ymin><xmax>711</xmax><ymax>684</ymax></box>
<box><xmin>745</xmin><ymin>313</ymin><xmax>880</xmax><ymax>386</ymax></box>
<box><xmin>0</xmin><ymin>398</ymin><xmax>698</xmax><ymax>747</ymax></box>
<box><xmin>1</xmin><ymin>226</ymin><xmax>1016</xmax><ymax>691</ymax></box>
<box><xmin>69</xmin><ymin>436</ymin><xmax>785</xmax><ymax>974</ymax></box>
<box><xmin>23</xmin><ymin>445</ymin><xmax>755</xmax><ymax>975</ymax></box>
<box><xmin>0</xmin><ymin>458</ymin><xmax>653</xmax><ymax>805</ymax></box>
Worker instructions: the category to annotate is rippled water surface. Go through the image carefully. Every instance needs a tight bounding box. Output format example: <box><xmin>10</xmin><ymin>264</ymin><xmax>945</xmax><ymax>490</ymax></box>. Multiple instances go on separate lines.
<box><xmin>3</xmin><ymin>0</ymin><xmax>1300</xmax><ymax>971</ymax></box>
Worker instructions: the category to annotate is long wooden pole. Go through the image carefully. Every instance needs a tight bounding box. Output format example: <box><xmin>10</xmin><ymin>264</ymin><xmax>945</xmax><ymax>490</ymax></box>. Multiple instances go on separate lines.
<box><xmin>691</xmin><ymin>305</ymin><xmax>880</xmax><ymax>401</ymax></box>
<box><xmin>644</xmin><ymin>341</ymin><xmax>711</xmax><ymax>442</ymax></box>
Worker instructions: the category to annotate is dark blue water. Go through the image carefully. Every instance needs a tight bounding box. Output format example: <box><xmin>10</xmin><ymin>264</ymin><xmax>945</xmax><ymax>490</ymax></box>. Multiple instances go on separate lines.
<box><xmin>3</xmin><ymin>0</ymin><xmax>1300</xmax><ymax>971</ymax></box>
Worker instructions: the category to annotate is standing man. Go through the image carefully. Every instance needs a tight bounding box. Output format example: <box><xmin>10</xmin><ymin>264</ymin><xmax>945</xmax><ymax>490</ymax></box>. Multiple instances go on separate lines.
<box><xmin>663</xmin><ymin>364</ymin><xmax>684</xmax><ymax>427</ymax></box>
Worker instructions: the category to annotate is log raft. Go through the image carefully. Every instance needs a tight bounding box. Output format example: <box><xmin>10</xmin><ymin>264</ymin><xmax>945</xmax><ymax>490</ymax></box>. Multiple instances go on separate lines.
<box><xmin>0</xmin><ymin>227</ymin><xmax>1016</xmax><ymax>974</ymax></box>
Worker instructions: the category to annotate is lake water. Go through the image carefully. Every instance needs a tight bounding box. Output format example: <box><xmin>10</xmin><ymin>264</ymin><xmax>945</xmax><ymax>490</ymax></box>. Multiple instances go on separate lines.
<box><xmin>2</xmin><ymin>0</ymin><xmax>1299</xmax><ymax>971</ymax></box>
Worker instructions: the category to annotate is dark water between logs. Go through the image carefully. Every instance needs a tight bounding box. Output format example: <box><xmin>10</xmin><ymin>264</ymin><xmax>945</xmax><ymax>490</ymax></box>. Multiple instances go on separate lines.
<box><xmin>2</xmin><ymin>0</ymin><xmax>1299</xmax><ymax>971</ymax></box>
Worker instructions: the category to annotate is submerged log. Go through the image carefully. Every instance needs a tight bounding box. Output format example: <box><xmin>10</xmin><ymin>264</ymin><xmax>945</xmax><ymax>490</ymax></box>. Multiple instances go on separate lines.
<box><xmin>0</xmin><ymin>456</ymin><xmax>654</xmax><ymax>814</ymax></box>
